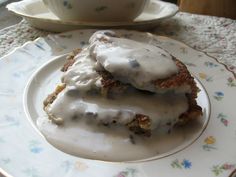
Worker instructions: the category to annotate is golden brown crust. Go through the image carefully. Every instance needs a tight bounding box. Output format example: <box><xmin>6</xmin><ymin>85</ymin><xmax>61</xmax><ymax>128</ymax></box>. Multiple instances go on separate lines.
<box><xmin>178</xmin><ymin>94</ymin><xmax>203</xmax><ymax>124</ymax></box>
<box><xmin>154</xmin><ymin>59</ymin><xmax>198</xmax><ymax>97</ymax></box>
<box><xmin>126</xmin><ymin>114</ymin><xmax>151</xmax><ymax>137</ymax></box>
<box><xmin>61</xmin><ymin>49</ymin><xmax>81</xmax><ymax>72</ymax></box>
<box><xmin>43</xmin><ymin>84</ymin><xmax>66</xmax><ymax>109</ymax></box>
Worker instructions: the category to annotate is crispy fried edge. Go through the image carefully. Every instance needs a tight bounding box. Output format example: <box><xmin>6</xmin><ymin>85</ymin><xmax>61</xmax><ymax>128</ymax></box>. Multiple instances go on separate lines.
<box><xmin>61</xmin><ymin>49</ymin><xmax>82</xmax><ymax>72</ymax></box>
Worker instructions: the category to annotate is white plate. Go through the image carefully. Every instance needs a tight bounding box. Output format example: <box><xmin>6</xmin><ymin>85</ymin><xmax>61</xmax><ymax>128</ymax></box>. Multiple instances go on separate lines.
<box><xmin>0</xmin><ymin>29</ymin><xmax>236</xmax><ymax>177</ymax></box>
<box><xmin>6</xmin><ymin>0</ymin><xmax>179</xmax><ymax>32</ymax></box>
<box><xmin>23</xmin><ymin>54</ymin><xmax>209</xmax><ymax>162</ymax></box>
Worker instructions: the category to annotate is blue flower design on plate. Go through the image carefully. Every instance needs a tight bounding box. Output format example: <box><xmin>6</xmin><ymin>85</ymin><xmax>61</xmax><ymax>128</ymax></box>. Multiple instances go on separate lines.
<box><xmin>61</xmin><ymin>160</ymin><xmax>73</xmax><ymax>173</ymax></box>
<box><xmin>3</xmin><ymin>115</ymin><xmax>20</xmax><ymax>127</ymax></box>
<box><xmin>29</xmin><ymin>140</ymin><xmax>43</xmax><ymax>154</ymax></box>
<box><xmin>22</xmin><ymin>167</ymin><xmax>40</xmax><ymax>177</ymax></box>
<box><xmin>182</xmin><ymin>159</ymin><xmax>192</xmax><ymax>169</ymax></box>
<box><xmin>171</xmin><ymin>159</ymin><xmax>192</xmax><ymax>169</ymax></box>
<box><xmin>0</xmin><ymin>137</ymin><xmax>5</xmax><ymax>143</ymax></box>
<box><xmin>215</xmin><ymin>91</ymin><xmax>224</xmax><ymax>96</ymax></box>
<box><xmin>214</xmin><ymin>91</ymin><xmax>224</xmax><ymax>101</ymax></box>
<box><xmin>1</xmin><ymin>158</ymin><xmax>11</xmax><ymax>164</ymax></box>
<box><xmin>204</xmin><ymin>61</ymin><xmax>218</xmax><ymax>68</ymax></box>
<box><xmin>30</xmin><ymin>147</ymin><xmax>43</xmax><ymax>154</ymax></box>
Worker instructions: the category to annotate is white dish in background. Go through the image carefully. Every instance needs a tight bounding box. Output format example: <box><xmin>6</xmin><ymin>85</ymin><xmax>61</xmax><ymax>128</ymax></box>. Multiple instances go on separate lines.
<box><xmin>7</xmin><ymin>0</ymin><xmax>179</xmax><ymax>32</ymax></box>
<box><xmin>42</xmin><ymin>0</ymin><xmax>149</xmax><ymax>21</ymax></box>
<box><xmin>0</xmin><ymin>29</ymin><xmax>236</xmax><ymax>177</ymax></box>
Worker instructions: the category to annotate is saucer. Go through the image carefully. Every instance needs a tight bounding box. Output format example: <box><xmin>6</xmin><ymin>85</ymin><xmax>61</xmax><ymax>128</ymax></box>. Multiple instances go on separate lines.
<box><xmin>7</xmin><ymin>0</ymin><xmax>179</xmax><ymax>32</ymax></box>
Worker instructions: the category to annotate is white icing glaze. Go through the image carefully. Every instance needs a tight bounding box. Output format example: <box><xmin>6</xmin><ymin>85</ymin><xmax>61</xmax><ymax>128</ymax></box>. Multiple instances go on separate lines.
<box><xmin>39</xmin><ymin>88</ymin><xmax>189</xmax><ymax>161</ymax></box>
<box><xmin>47</xmin><ymin>88</ymin><xmax>188</xmax><ymax>130</ymax></box>
<box><xmin>62</xmin><ymin>31</ymin><xmax>188</xmax><ymax>94</ymax></box>
<box><xmin>89</xmin><ymin>31</ymin><xmax>178</xmax><ymax>90</ymax></box>
<box><xmin>62</xmin><ymin>48</ymin><xmax>102</xmax><ymax>93</ymax></box>
<box><xmin>38</xmin><ymin>116</ymin><xmax>189</xmax><ymax>161</ymax></box>
<box><xmin>39</xmin><ymin>31</ymin><xmax>194</xmax><ymax>161</ymax></box>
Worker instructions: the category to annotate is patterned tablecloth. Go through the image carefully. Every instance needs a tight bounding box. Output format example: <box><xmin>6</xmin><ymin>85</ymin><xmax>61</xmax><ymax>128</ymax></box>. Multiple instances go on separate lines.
<box><xmin>0</xmin><ymin>12</ymin><xmax>236</xmax><ymax>73</ymax></box>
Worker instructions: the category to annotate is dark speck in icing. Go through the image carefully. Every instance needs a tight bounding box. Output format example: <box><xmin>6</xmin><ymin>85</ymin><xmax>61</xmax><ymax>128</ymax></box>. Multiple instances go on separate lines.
<box><xmin>128</xmin><ymin>59</ymin><xmax>140</xmax><ymax>68</ymax></box>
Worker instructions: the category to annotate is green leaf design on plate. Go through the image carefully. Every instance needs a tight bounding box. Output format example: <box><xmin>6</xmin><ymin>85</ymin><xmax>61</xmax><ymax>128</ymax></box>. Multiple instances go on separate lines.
<box><xmin>212</xmin><ymin>163</ymin><xmax>235</xmax><ymax>176</ymax></box>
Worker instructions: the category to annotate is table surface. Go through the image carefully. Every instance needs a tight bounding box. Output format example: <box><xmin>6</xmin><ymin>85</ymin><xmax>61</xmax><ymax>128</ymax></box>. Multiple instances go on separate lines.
<box><xmin>0</xmin><ymin>0</ymin><xmax>22</xmax><ymax>30</ymax></box>
<box><xmin>0</xmin><ymin>9</ymin><xmax>236</xmax><ymax>177</ymax></box>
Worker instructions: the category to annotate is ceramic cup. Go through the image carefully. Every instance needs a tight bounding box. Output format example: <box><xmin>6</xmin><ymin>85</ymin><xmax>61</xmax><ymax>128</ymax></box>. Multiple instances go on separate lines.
<box><xmin>42</xmin><ymin>0</ymin><xmax>149</xmax><ymax>22</ymax></box>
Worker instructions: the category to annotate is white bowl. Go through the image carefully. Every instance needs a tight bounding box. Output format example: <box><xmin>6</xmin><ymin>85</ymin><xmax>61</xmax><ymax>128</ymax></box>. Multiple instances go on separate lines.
<box><xmin>42</xmin><ymin>0</ymin><xmax>149</xmax><ymax>22</ymax></box>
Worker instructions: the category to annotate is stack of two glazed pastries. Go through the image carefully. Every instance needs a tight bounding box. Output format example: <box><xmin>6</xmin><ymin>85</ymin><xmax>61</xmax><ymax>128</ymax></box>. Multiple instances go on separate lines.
<box><xmin>43</xmin><ymin>31</ymin><xmax>202</xmax><ymax>137</ymax></box>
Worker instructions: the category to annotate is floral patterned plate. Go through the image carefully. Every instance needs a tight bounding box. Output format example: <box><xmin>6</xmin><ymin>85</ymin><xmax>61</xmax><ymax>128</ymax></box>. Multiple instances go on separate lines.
<box><xmin>0</xmin><ymin>29</ymin><xmax>236</xmax><ymax>177</ymax></box>
<box><xmin>6</xmin><ymin>0</ymin><xmax>178</xmax><ymax>32</ymax></box>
